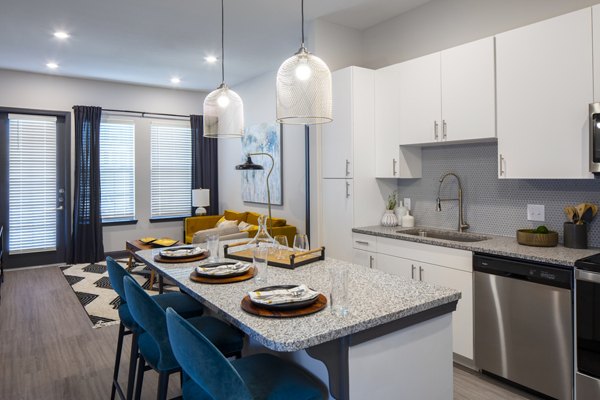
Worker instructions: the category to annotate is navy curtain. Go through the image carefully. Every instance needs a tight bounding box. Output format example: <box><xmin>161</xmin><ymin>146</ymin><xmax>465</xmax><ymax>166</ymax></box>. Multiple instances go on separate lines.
<box><xmin>191</xmin><ymin>115</ymin><xmax>219</xmax><ymax>215</ymax></box>
<box><xmin>71</xmin><ymin>106</ymin><xmax>104</xmax><ymax>263</ymax></box>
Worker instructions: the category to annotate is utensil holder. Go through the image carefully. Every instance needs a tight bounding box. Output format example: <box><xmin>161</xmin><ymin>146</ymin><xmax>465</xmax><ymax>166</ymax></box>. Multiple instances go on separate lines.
<box><xmin>564</xmin><ymin>222</ymin><xmax>587</xmax><ymax>249</ymax></box>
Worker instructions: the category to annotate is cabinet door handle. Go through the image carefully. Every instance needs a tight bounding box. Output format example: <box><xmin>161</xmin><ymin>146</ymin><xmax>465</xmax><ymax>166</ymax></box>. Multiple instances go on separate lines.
<box><xmin>499</xmin><ymin>154</ymin><xmax>505</xmax><ymax>176</ymax></box>
<box><xmin>355</xmin><ymin>240</ymin><xmax>369</xmax><ymax>245</ymax></box>
<box><xmin>392</xmin><ymin>158</ymin><xmax>397</xmax><ymax>176</ymax></box>
<box><xmin>434</xmin><ymin>121</ymin><xmax>439</xmax><ymax>141</ymax></box>
<box><xmin>411</xmin><ymin>264</ymin><xmax>416</xmax><ymax>280</ymax></box>
<box><xmin>345</xmin><ymin>181</ymin><xmax>350</xmax><ymax>198</ymax></box>
<box><xmin>419</xmin><ymin>266</ymin><xmax>424</xmax><ymax>281</ymax></box>
<box><xmin>369</xmin><ymin>256</ymin><xmax>374</xmax><ymax>269</ymax></box>
<box><xmin>345</xmin><ymin>159</ymin><xmax>350</xmax><ymax>176</ymax></box>
<box><xmin>442</xmin><ymin>120</ymin><xmax>447</xmax><ymax>140</ymax></box>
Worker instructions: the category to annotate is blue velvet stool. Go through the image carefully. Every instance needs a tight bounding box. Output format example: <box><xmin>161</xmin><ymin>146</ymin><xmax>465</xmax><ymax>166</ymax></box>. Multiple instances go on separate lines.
<box><xmin>123</xmin><ymin>276</ymin><xmax>244</xmax><ymax>400</ymax></box>
<box><xmin>106</xmin><ymin>257</ymin><xmax>204</xmax><ymax>400</ymax></box>
<box><xmin>165</xmin><ymin>308</ymin><xmax>328</xmax><ymax>400</ymax></box>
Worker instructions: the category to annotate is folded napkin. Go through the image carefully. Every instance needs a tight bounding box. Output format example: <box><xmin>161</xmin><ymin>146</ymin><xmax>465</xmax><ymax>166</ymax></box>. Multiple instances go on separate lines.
<box><xmin>196</xmin><ymin>262</ymin><xmax>251</xmax><ymax>276</ymax></box>
<box><xmin>161</xmin><ymin>247</ymin><xmax>206</xmax><ymax>258</ymax></box>
<box><xmin>249</xmin><ymin>284</ymin><xmax>319</xmax><ymax>305</ymax></box>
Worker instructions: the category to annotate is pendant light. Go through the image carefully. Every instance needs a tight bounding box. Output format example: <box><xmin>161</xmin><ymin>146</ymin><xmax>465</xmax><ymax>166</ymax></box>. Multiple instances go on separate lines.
<box><xmin>276</xmin><ymin>0</ymin><xmax>332</xmax><ymax>125</ymax></box>
<box><xmin>203</xmin><ymin>0</ymin><xmax>244</xmax><ymax>138</ymax></box>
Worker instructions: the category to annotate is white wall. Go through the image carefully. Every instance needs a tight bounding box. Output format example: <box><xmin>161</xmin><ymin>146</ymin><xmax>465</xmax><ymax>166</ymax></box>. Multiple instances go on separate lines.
<box><xmin>310</xmin><ymin>19</ymin><xmax>365</xmax><ymax>71</ymax></box>
<box><xmin>362</xmin><ymin>0</ymin><xmax>598</xmax><ymax>69</ymax></box>
<box><xmin>218</xmin><ymin>71</ymin><xmax>308</xmax><ymax>235</ymax></box>
<box><xmin>0</xmin><ymin>69</ymin><xmax>206</xmax><ymax>252</ymax></box>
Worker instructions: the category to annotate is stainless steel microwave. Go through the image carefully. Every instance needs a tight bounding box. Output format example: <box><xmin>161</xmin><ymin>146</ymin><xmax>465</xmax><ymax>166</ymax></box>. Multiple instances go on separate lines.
<box><xmin>590</xmin><ymin>103</ymin><xmax>600</xmax><ymax>173</ymax></box>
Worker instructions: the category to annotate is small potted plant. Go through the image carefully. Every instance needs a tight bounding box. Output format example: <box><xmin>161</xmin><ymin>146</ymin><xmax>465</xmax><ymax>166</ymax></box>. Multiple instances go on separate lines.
<box><xmin>381</xmin><ymin>193</ymin><xmax>398</xmax><ymax>227</ymax></box>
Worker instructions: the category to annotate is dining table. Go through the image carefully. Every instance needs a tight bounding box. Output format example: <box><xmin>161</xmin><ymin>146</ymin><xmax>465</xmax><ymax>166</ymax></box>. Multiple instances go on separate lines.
<box><xmin>136</xmin><ymin>245</ymin><xmax>461</xmax><ymax>400</ymax></box>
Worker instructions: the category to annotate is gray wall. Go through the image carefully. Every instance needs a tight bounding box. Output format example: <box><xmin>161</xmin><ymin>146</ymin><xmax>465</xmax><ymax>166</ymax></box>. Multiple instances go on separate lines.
<box><xmin>395</xmin><ymin>142</ymin><xmax>600</xmax><ymax>247</ymax></box>
<box><xmin>362</xmin><ymin>0</ymin><xmax>598</xmax><ymax>69</ymax></box>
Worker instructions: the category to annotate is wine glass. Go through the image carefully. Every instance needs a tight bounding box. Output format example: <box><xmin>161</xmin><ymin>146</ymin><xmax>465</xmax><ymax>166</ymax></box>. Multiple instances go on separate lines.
<box><xmin>274</xmin><ymin>235</ymin><xmax>289</xmax><ymax>259</ymax></box>
<box><xmin>293</xmin><ymin>234</ymin><xmax>310</xmax><ymax>252</ymax></box>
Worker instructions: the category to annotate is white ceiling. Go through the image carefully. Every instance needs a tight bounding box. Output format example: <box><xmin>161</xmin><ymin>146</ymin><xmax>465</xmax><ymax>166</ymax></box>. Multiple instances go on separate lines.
<box><xmin>0</xmin><ymin>0</ymin><xmax>431</xmax><ymax>91</ymax></box>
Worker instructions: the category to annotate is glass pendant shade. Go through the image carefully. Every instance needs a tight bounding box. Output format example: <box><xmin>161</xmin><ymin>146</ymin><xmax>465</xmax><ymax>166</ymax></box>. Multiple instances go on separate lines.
<box><xmin>276</xmin><ymin>46</ymin><xmax>332</xmax><ymax>125</ymax></box>
<box><xmin>203</xmin><ymin>83</ymin><xmax>244</xmax><ymax>138</ymax></box>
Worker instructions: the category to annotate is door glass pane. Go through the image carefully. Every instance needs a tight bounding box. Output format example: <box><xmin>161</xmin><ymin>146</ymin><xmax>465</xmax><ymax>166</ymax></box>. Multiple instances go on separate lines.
<box><xmin>8</xmin><ymin>114</ymin><xmax>57</xmax><ymax>254</ymax></box>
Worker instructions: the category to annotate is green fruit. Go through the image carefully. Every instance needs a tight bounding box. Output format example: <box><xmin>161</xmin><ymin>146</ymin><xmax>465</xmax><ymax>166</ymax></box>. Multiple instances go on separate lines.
<box><xmin>534</xmin><ymin>225</ymin><xmax>549</xmax><ymax>234</ymax></box>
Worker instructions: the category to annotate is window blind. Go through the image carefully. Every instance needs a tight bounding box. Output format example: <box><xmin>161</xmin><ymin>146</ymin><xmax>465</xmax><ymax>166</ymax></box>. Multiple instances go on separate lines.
<box><xmin>100</xmin><ymin>119</ymin><xmax>135</xmax><ymax>222</ymax></box>
<box><xmin>150</xmin><ymin>122</ymin><xmax>192</xmax><ymax>218</ymax></box>
<box><xmin>8</xmin><ymin>114</ymin><xmax>57</xmax><ymax>254</ymax></box>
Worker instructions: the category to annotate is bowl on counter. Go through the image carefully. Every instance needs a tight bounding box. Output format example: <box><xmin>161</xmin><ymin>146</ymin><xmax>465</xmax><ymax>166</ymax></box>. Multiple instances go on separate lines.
<box><xmin>516</xmin><ymin>229</ymin><xmax>558</xmax><ymax>247</ymax></box>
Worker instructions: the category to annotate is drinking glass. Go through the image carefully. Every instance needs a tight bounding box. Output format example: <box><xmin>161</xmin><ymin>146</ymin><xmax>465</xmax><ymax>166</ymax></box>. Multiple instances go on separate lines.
<box><xmin>274</xmin><ymin>235</ymin><xmax>289</xmax><ymax>259</ymax></box>
<box><xmin>293</xmin><ymin>234</ymin><xmax>310</xmax><ymax>252</ymax></box>
<box><xmin>253</xmin><ymin>246</ymin><xmax>269</xmax><ymax>284</ymax></box>
<box><xmin>330</xmin><ymin>266</ymin><xmax>349</xmax><ymax>317</ymax></box>
<box><xmin>206</xmin><ymin>234</ymin><xmax>220</xmax><ymax>262</ymax></box>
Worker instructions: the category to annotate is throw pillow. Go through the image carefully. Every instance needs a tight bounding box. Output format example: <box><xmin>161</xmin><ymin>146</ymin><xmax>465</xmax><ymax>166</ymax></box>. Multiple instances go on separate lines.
<box><xmin>238</xmin><ymin>221</ymin><xmax>257</xmax><ymax>232</ymax></box>
<box><xmin>217</xmin><ymin>218</ymin><xmax>238</xmax><ymax>229</ymax></box>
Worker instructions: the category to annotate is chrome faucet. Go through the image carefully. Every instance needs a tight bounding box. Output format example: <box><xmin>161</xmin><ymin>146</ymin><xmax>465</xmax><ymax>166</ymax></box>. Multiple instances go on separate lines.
<box><xmin>436</xmin><ymin>172</ymin><xmax>469</xmax><ymax>232</ymax></box>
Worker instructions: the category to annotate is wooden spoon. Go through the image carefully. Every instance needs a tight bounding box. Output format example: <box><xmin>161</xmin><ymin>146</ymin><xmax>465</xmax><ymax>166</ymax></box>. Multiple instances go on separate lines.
<box><xmin>576</xmin><ymin>204</ymin><xmax>587</xmax><ymax>224</ymax></box>
<box><xmin>564</xmin><ymin>206</ymin><xmax>576</xmax><ymax>223</ymax></box>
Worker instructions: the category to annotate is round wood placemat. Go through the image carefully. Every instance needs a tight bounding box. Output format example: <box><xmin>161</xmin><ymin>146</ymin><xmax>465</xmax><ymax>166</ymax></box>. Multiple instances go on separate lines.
<box><xmin>240</xmin><ymin>294</ymin><xmax>327</xmax><ymax>318</ymax></box>
<box><xmin>154</xmin><ymin>252</ymin><xmax>208</xmax><ymax>263</ymax></box>
<box><xmin>189</xmin><ymin>267</ymin><xmax>256</xmax><ymax>284</ymax></box>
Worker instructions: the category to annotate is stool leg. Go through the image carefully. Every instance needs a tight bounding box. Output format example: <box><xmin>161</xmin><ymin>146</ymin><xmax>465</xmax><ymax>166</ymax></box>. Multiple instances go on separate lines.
<box><xmin>133</xmin><ymin>354</ymin><xmax>146</xmax><ymax>400</ymax></box>
<box><xmin>157</xmin><ymin>371</ymin><xmax>169</xmax><ymax>400</ymax></box>
<box><xmin>127</xmin><ymin>254</ymin><xmax>134</xmax><ymax>271</ymax></box>
<box><xmin>149</xmin><ymin>270</ymin><xmax>156</xmax><ymax>290</ymax></box>
<box><xmin>126</xmin><ymin>333</ymin><xmax>139</xmax><ymax>400</ymax></box>
<box><xmin>110</xmin><ymin>322</ymin><xmax>126</xmax><ymax>400</ymax></box>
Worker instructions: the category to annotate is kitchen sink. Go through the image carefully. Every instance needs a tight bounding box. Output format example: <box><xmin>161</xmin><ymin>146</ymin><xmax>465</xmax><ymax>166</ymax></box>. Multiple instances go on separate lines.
<box><xmin>397</xmin><ymin>228</ymin><xmax>490</xmax><ymax>243</ymax></box>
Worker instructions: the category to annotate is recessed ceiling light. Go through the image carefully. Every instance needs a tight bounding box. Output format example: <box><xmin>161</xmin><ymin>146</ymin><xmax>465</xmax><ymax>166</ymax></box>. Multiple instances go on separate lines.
<box><xmin>170</xmin><ymin>77</ymin><xmax>181</xmax><ymax>84</ymax></box>
<box><xmin>46</xmin><ymin>62</ymin><xmax>59</xmax><ymax>69</ymax></box>
<box><xmin>53</xmin><ymin>31</ymin><xmax>70</xmax><ymax>39</ymax></box>
<box><xmin>204</xmin><ymin>55</ymin><xmax>218</xmax><ymax>64</ymax></box>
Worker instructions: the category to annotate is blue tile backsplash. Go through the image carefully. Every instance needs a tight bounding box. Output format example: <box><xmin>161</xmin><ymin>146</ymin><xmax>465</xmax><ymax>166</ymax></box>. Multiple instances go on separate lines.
<box><xmin>395</xmin><ymin>142</ymin><xmax>600</xmax><ymax>248</ymax></box>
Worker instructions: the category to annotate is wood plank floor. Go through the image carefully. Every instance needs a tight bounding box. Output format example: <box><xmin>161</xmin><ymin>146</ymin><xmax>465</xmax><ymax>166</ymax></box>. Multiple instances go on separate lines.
<box><xmin>0</xmin><ymin>266</ymin><xmax>542</xmax><ymax>400</ymax></box>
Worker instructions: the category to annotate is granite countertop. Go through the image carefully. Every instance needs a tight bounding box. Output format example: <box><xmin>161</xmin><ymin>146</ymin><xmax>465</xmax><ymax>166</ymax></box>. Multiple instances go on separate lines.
<box><xmin>353</xmin><ymin>225</ymin><xmax>599</xmax><ymax>266</ymax></box>
<box><xmin>136</xmin><ymin>248</ymin><xmax>460</xmax><ymax>352</ymax></box>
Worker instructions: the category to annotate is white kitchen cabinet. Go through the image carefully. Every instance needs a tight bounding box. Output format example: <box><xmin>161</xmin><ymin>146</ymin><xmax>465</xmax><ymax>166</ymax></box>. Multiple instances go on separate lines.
<box><xmin>441</xmin><ymin>37</ymin><xmax>496</xmax><ymax>142</ymax></box>
<box><xmin>398</xmin><ymin>53</ymin><xmax>442</xmax><ymax>146</ymax></box>
<box><xmin>593</xmin><ymin>5</ymin><xmax>600</xmax><ymax>101</ymax></box>
<box><xmin>353</xmin><ymin>248</ymin><xmax>377</xmax><ymax>269</ymax></box>
<box><xmin>395</xmin><ymin>37</ymin><xmax>496</xmax><ymax>146</ymax></box>
<box><xmin>374</xmin><ymin>64</ymin><xmax>422</xmax><ymax>178</ymax></box>
<box><xmin>322</xmin><ymin>68</ymin><xmax>353</xmax><ymax>179</ymax></box>
<box><xmin>496</xmin><ymin>8</ymin><xmax>593</xmax><ymax>179</ymax></box>
<box><xmin>321</xmin><ymin>67</ymin><xmax>384</xmax><ymax>260</ymax></box>
<box><xmin>322</xmin><ymin>179</ymin><xmax>353</xmax><ymax>263</ymax></box>
<box><xmin>374</xmin><ymin>236</ymin><xmax>474</xmax><ymax>362</ymax></box>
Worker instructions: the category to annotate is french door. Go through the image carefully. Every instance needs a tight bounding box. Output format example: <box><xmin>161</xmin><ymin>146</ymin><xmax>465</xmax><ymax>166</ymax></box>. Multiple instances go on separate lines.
<box><xmin>0</xmin><ymin>108</ymin><xmax>71</xmax><ymax>268</ymax></box>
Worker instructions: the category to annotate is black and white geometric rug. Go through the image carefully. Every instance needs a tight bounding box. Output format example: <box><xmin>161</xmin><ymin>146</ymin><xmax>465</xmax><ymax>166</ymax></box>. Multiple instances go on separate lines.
<box><xmin>60</xmin><ymin>258</ymin><xmax>159</xmax><ymax>329</ymax></box>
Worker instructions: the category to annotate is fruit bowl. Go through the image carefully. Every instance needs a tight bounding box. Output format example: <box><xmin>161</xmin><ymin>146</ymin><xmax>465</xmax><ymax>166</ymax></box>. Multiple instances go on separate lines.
<box><xmin>516</xmin><ymin>229</ymin><xmax>558</xmax><ymax>247</ymax></box>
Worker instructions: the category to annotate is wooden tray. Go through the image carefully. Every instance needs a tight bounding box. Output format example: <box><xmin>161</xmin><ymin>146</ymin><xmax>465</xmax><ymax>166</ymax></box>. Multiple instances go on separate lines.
<box><xmin>224</xmin><ymin>241</ymin><xmax>325</xmax><ymax>270</ymax></box>
<box><xmin>154</xmin><ymin>252</ymin><xmax>208</xmax><ymax>263</ymax></box>
<box><xmin>189</xmin><ymin>266</ymin><xmax>256</xmax><ymax>284</ymax></box>
<box><xmin>240</xmin><ymin>293</ymin><xmax>327</xmax><ymax>318</ymax></box>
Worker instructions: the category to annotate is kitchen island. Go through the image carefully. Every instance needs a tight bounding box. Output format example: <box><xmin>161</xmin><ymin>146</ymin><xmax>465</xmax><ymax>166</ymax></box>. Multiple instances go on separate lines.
<box><xmin>136</xmin><ymin>248</ymin><xmax>460</xmax><ymax>400</ymax></box>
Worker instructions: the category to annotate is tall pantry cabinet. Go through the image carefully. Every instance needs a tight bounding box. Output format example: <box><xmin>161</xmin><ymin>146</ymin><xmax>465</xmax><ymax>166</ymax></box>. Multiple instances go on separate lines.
<box><xmin>321</xmin><ymin>67</ymin><xmax>383</xmax><ymax>262</ymax></box>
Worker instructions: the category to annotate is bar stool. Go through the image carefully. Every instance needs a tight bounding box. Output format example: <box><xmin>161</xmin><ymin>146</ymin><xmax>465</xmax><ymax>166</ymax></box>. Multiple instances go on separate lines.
<box><xmin>106</xmin><ymin>257</ymin><xmax>204</xmax><ymax>400</ymax></box>
<box><xmin>123</xmin><ymin>276</ymin><xmax>244</xmax><ymax>400</ymax></box>
<box><xmin>165</xmin><ymin>308</ymin><xmax>328</xmax><ymax>400</ymax></box>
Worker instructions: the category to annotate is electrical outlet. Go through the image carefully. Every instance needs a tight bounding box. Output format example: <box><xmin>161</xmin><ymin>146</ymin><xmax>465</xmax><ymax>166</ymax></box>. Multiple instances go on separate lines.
<box><xmin>527</xmin><ymin>204</ymin><xmax>545</xmax><ymax>222</ymax></box>
<box><xmin>404</xmin><ymin>198</ymin><xmax>411</xmax><ymax>211</ymax></box>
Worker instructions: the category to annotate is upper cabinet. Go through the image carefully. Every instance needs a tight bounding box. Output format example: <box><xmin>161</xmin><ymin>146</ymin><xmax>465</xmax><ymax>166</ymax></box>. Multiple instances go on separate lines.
<box><xmin>496</xmin><ymin>8</ymin><xmax>593</xmax><ymax>179</ymax></box>
<box><xmin>397</xmin><ymin>53</ymin><xmax>442</xmax><ymax>145</ymax></box>
<box><xmin>593</xmin><ymin>5</ymin><xmax>600</xmax><ymax>102</ymax></box>
<box><xmin>374</xmin><ymin>64</ymin><xmax>422</xmax><ymax>178</ymax></box>
<box><xmin>396</xmin><ymin>38</ymin><xmax>496</xmax><ymax>146</ymax></box>
<box><xmin>441</xmin><ymin>37</ymin><xmax>496</xmax><ymax>143</ymax></box>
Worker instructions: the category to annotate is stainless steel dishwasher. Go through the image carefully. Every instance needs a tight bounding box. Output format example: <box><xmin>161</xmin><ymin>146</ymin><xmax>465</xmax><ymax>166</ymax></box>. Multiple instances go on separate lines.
<box><xmin>474</xmin><ymin>254</ymin><xmax>573</xmax><ymax>400</ymax></box>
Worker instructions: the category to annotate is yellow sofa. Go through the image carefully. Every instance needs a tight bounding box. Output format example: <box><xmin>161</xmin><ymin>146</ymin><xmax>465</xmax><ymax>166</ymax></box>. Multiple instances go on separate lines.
<box><xmin>184</xmin><ymin>210</ymin><xmax>297</xmax><ymax>245</ymax></box>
